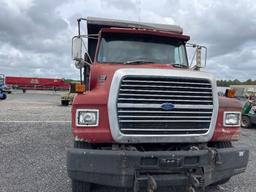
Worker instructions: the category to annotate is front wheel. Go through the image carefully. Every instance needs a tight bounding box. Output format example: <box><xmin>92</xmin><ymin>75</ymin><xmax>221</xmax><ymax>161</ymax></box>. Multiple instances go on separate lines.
<box><xmin>61</xmin><ymin>100</ymin><xmax>69</xmax><ymax>106</ymax></box>
<box><xmin>74</xmin><ymin>141</ymin><xmax>92</xmax><ymax>149</ymax></box>
<box><xmin>210</xmin><ymin>141</ymin><xmax>232</xmax><ymax>148</ymax></box>
<box><xmin>241</xmin><ymin>116</ymin><xmax>252</xmax><ymax>128</ymax></box>
<box><xmin>72</xmin><ymin>180</ymin><xmax>91</xmax><ymax>192</ymax></box>
<box><xmin>210</xmin><ymin>178</ymin><xmax>231</xmax><ymax>186</ymax></box>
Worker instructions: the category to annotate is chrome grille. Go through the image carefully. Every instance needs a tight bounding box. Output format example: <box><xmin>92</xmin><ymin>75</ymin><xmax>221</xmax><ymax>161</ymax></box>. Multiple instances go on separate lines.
<box><xmin>117</xmin><ymin>76</ymin><xmax>213</xmax><ymax>135</ymax></box>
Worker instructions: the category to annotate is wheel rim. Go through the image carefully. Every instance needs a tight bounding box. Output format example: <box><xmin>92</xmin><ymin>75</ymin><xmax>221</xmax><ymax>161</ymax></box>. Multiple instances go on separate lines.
<box><xmin>242</xmin><ymin>118</ymin><xmax>249</xmax><ymax>127</ymax></box>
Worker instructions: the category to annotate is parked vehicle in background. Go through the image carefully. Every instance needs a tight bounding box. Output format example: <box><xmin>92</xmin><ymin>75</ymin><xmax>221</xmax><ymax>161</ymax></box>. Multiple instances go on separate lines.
<box><xmin>241</xmin><ymin>100</ymin><xmax>256</xmax><ymax>128</ymax></box>
<box><xmin>5</xmin><ymin>76</ymin><xmax>70</xmax><ymax>93</ymax></box>
<box><xmin>0</xmin><ymin>92</ymin><xmax>6</xmax><ymax>100</ymax></box>
<box><xmin>231</xmin><ymin>85</ymin><xmax>256</xmax><ymax>101</ymax></box>
<box><xmin>0</xmin><ymin>74</ymin><xmax>12</xmax><ymax>94</ymax></box>
<box><xmin>61</xmin><ymin>83</ymin><xmax>77</xmax><ymax>106</ymax></box>
<box><xmin>67</xmin><ymin>17</ymin><xmax>249</xmax><ymax>192</ymax></box>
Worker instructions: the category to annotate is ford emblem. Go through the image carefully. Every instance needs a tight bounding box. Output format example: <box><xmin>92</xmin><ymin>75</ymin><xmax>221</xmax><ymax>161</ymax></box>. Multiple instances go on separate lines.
<box><xmin>161</xmin><ymin>103</ymin><xmax>175</xmax><ymax>111</ymax></box>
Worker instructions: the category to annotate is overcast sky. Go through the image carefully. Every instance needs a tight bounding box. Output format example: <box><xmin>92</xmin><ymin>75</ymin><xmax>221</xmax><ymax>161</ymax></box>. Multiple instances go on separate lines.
<box><xmin>0</xmin><ymin>0</ymin><xmax>255</xmax><ymax>80</ymax></box>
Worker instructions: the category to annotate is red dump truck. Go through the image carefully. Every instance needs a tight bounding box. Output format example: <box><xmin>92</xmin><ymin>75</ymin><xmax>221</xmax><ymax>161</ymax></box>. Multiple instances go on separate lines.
<box><xmin>5</xmin><ymin>76</ymin><xmax>70</xmax><ymax>92</ymax></box>
<box><xmin>67</xmin><ymin>17</ymin><xmax>249</xmax><ymax>192</ymax></box>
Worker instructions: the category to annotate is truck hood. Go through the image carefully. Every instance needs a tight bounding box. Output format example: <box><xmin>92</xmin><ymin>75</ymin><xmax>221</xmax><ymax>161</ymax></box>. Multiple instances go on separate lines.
<box><xmin>89</xmin><ymin>63</ymin><xmax>198</xmax><ymax>90</ymax></box>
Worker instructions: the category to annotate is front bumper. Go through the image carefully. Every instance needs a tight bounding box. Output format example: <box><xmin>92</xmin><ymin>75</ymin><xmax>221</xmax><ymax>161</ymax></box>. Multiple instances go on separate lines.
<box><xmin>67</xmin><ymin>147</ymin><xmax>249</xmax><ymax>190</ymax></box>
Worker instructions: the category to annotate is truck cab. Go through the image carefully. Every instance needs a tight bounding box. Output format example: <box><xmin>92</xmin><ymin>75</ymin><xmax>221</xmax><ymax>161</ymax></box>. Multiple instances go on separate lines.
<box><xmin>67</xmin><ymin>17</ymin><xmax>249</xmax><ymax>192</ymax></box>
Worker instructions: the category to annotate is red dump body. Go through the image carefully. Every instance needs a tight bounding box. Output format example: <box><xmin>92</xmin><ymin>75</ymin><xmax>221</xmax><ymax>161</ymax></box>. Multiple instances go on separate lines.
<box><xmin>5</xmin><ymin>76</ymin><xmax>70</xmax><ymax>90</ymax></box>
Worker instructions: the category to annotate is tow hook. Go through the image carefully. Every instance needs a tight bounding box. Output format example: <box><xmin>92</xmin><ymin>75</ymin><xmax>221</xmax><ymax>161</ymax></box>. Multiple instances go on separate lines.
<box><xmin>208</xmin><ymin>148</ymin><xmax>223</xmax><ymax>165</ymax></box>
<box><xmin>188</xmin><ymin>186</ymin><xmax>196</xmax><ymax>192</ymax></box>
<box><xmin>215</xmin><ymin>151</ymin><xmax>222</xmax><ymax>165</ymax></box>
<box><xmin>147</xmin><ymin>176</ymin><xmax>157</xmax><ymax>192</ymax></box>
<box><xmin>188</xmin><ymin>174</ymin><xmax>204</xmax><ymax>192</ymax></box>
<box><xmin>190</xmin><ymin>174</ymin><xmax>200</xmax><ymax>188</ymax></box>
<box><xmin>134</xmin><ymin>174</ymin><xmax>158</xmax><ymax>192</ymax></box>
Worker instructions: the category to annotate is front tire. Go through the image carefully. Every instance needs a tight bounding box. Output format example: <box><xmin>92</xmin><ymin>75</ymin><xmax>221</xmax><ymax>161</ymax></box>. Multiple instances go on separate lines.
<box><xmin>61</xmin><ymin>100</ymin><xmax>69</xmax><ymax>106</ymax></box>
<box><xmin>210</xmin><ymin>178</ymin><xmax>231</xmax><ymax>186</ymax></box>
<box><xmin>241</xmin><ymin>116</ymin><xmax>252</xmax><ymax>128</ymax></box>
<box><xmin>72</xmin><ymin>180</ymin><xmax>91</xmax><ymax>192</ymax></box>
<box><xmin>74</xmin><ymin>140</ymin><xmax>92</xmax><ymax>149</ymax></box>
<box><xmin>210</xmin><ymin>141</ymin><xmax>232</xmax><ymax>148</ymax></box>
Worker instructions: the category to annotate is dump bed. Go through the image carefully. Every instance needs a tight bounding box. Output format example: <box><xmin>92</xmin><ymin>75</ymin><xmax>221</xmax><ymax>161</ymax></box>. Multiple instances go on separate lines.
<box><xmin>86</xmin><ymin>17</ymin><xmax>183</xmax><ymax>60</ymax></box>
<box><xmin>87</xmin><ymin>17</ymin><xmax>183</xmax><ymax>34</ymax></box>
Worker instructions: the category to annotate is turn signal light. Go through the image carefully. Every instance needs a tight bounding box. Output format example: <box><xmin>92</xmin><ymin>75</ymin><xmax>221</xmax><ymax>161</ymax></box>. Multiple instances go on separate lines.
<box><xmin>225</xmin><ymin>89</ymin><xmax>236</xmax><ymax>98</ymax></box>
<box><xmin>75</xmin><ymin>84</ymin><xmax>86</xmax><ymax>93</ymax></box>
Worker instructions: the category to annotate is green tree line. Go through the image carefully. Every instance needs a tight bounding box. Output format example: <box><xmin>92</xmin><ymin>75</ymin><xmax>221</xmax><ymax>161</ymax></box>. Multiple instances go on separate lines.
<box><xmin>217</xmin><ymin>79</ymin><xmax>256</xmax><ymax>87</ymax></box>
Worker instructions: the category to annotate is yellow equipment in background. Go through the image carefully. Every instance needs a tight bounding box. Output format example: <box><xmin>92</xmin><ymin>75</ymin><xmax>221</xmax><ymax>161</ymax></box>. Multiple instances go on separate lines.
<box><xmin>61</xmin><ymin>83</ymin><xmax>77</xmax><ymax>106</ymax></box>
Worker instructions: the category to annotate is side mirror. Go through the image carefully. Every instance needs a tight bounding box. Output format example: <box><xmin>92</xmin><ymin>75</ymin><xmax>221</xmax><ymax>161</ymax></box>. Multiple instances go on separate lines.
<box><xmin>196</xmin><ymin>46</ymin><xmax>202</xmax><ymax>68</ymax></box>
<box><xmin>187</xmin><ymin>44</ymin><xmax>207</xmax><ymax>70</ymax></box>
<box><xmin>194</xmin><ymin>46</ymin><xmax>205</xmax><ymax>70</ymax></box>
<box><xmin>72</xmin><ymin>37</ymin><xmax>82</xmax><ymax>61</ymax></box>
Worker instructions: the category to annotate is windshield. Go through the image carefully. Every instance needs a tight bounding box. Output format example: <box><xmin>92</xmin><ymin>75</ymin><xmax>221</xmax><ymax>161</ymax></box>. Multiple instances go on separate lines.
<box><xmin>97</xmin><ymin>33</ymin><xmax>188</xmax><ymax>66</ymax></box>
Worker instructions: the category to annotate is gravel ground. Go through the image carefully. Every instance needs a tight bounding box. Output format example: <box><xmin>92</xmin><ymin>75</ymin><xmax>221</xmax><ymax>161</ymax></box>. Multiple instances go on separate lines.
<box><xmin>0</xmin><ymin>91</ymin><xmax>254</xmax><ymax>192</ymax></box>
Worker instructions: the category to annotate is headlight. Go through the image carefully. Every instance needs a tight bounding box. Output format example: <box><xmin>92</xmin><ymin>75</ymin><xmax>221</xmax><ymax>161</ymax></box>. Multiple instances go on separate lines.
<box><xmin>223</xmin><ymin>112</ymin><xmax>241</xmax><ymax>127</ymax></box>
<box><xmin>76</xmin><ymin>109</ymin><xmax>99</xmax><ymax>127</ymax></box>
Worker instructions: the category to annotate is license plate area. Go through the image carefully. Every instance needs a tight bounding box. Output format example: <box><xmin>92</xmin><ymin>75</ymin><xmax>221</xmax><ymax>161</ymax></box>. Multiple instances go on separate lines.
<box><xmin>159</xmin><ymin>157</ymin><xmax>183</xmax><ymax>169</ymax></box>
<box><xmin>140</xmin><ymin>156</ymin><xmax>183</xmax><ymax>169</ymax></box>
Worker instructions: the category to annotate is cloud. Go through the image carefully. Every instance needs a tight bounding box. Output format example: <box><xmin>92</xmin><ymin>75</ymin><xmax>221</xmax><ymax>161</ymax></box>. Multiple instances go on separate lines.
<box><xmin>0</xmin><ymin>0</ymin><xmax>255</xmax><ymax>80</ymax></box>
<box><xmin>141</xmin><ymin>0</ymin><xmax>256</xmax><ymax>57</ymax></box>
<box><xmin>102</xmin><ymin>0</ymin><xmax>137</xmax><ymax>11</ymax></box>
<box><xmin>0</xmin><ymin>42</ymin><xmax>76</xmax><ymax>78</ymax></box>
<box><xmin>0</xmin><ymin>0</ymin><xmax>77</xmax><ymax>79</ymax></box>
<box><xmin>0</xmin><ymin>0</ymin><xmax>69</xmax><ymax>52</ymax></box>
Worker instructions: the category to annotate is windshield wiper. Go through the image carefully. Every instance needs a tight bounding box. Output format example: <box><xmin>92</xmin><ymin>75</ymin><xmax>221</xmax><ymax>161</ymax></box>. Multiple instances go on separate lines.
<box><xmin>170</xmin><ymin>64</ymin><xmax>188</xmax><ymax>68</ymax></box>
<box><xmin>124</xmin><ymin>60</ymin><xmax>155</xmax><ymax>65</ymax></box>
